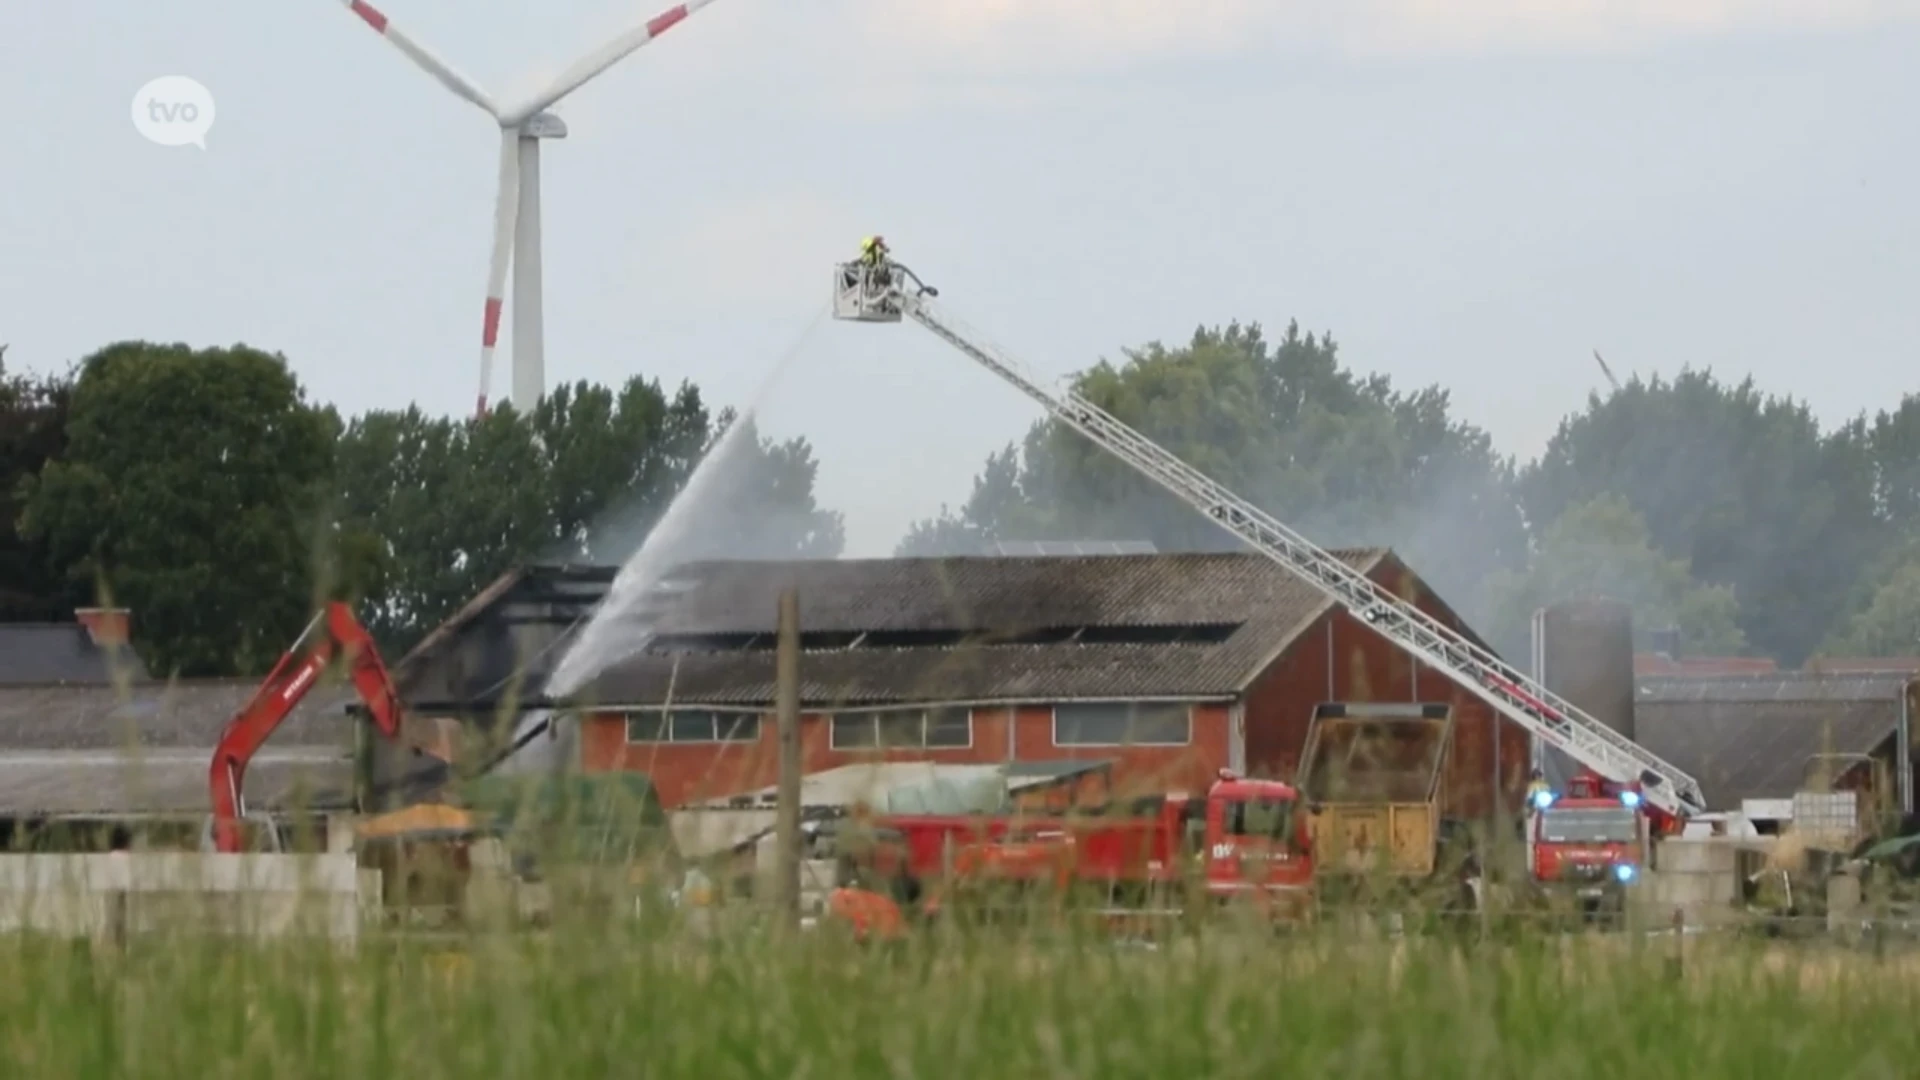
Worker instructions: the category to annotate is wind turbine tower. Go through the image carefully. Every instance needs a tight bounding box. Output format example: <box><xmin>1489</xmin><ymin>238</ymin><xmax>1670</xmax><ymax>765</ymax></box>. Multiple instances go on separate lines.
<box><xmin>339</xmin><ymin>0</ymin><xmax>720</xmax><ymax>416</ymax></box>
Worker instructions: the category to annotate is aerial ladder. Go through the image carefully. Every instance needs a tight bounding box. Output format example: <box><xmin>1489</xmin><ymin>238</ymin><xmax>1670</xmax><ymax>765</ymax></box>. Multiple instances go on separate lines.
<box><xmin>207</xmin><ymin>602</ymin><xmax>407</xmax><ymax>853</ymax></box>
<box><xmin>831</xmin><ymin>253</ymin><xmax>1708</xmax><ymax>822</ymax></box>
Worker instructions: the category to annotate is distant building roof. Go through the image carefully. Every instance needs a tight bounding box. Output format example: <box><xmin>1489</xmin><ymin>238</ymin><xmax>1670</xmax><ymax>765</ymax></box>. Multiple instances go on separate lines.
<box><xmin>0</xmin><ymin>679</ymin><xmax>358</xmax><ymax>818</ymax></box>
<box><xmin>0</xmin><ymin>748</ymin><xmax>351</xmax><ymax>817</ymax></box>
<box><xmin>1635</xmin><ymin>671</ymin><xmax>1914</xmax><ymax>809</ymax></box>
<box><xmin>0</xmin><ymin>680</ymin><xmax>352</xmax><ymax>751</ymax></box>
<box><xmin>1633</xmin><ymin>653</ymin><xmax>1777</xmax><ymax>677</ymax></box>
<box><xmin>572</xmin><ymin>550</ymin><xmax>1395</xmax><ymax>708</ymax></box>
<box><xmin>986</xmin><ymin>540</ymin><xmax>1158</xmax><ymax>556</ymax></box>
<box><xmin>1803</xmin><ymin>657</ymin><xmax>1920</xmax><ymax>674</ymax></box>
<box><xmin>0</xmin><ymin>624</ymin><xmax>149</xmax><ymax>686</ymax></box>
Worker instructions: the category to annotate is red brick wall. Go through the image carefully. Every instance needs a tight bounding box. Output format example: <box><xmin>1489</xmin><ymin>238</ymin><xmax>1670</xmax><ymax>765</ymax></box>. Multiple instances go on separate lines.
<box><xmin>1241</xmin><ymin>555</ymin><xmax>1529</xmax><ymax>823</ymax></box>
<box><xmin>579</xmin><ymin>703</ymin><xmax>1232</xmax><ymax>808</ymax></box>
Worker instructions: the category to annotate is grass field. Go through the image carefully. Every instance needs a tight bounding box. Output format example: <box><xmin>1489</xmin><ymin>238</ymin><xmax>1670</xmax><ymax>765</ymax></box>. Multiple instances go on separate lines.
<box><xmin>1</xmin><ymin>908</ymin><xmax>1915</xmax><ymax>1079</ymax></box>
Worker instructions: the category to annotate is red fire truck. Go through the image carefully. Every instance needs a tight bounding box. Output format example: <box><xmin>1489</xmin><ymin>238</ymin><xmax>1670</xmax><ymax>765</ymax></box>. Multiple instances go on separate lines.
<box><xmin>1527</xmin><ymin>769</ymin><xmax>1676</xmax><ymax>921</ymax></box>
<box><xmin>825</xmin><ymin>770</ymin><xmax>1315</xmax><ymax>936</ymax></box>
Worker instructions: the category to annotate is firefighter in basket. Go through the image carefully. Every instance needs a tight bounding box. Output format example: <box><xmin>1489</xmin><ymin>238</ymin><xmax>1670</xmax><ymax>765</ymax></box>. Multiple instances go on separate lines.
<box><xmin>840</xmin><ymin>235</ymin><xmax>937</xmax><ymax>303</ymax></box>
<box><xmin>841</xmin><ymin>235</ymin><xmax>891</xmax><ymax>294</ymax></box>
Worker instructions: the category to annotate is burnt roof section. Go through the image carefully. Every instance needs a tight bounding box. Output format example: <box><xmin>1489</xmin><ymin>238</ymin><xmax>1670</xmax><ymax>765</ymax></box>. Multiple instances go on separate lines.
<box><xmin>1634</xmin><ymin>672</ymin><xmax>1913</xmax><ymax>809</ymax></box>
<box><xmin>389</xmin><ymin>563</ymin><xmax>614</xmax><ymax>708</ymax></box>
<box><xmin>0</xmin><ymin>680</ymin><xmax>354</xmax><ymax>752</ymax></box>
<box><xmin>0</xmin><ymin>625</ymin><xmax>150</xmax><ymax>686</ymax></box>
<box><xmin>573</xmin><ymin>550</ymin><xmax>1391</xmax><ymax>707</ymax></box>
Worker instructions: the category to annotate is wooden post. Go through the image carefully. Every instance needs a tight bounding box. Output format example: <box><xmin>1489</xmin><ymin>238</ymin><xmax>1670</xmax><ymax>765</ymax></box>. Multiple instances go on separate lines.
<box><xmin>773</xmin><ymin>589</ymin><xmax>803</xmax><ymax>929</ymax></box>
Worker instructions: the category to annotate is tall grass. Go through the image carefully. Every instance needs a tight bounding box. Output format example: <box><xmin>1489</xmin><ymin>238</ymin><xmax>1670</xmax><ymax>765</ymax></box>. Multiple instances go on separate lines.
<box><xmin>0</xmin><ymin>902</ymin><xmax>1914</xmax><ymax>1079</ymax></box>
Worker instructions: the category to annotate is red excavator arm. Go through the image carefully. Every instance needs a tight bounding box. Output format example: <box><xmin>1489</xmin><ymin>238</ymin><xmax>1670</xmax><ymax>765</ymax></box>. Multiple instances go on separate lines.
<box><xmin>208</xmin><ymin>601</ymin><xmax>403</xmax><ymax>853</ymax></box>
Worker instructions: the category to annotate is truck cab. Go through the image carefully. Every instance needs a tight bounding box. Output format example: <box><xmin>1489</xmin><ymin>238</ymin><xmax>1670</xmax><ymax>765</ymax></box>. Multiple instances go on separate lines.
<box><xmin>1528</xmin><ymin>772</ymin><xmax>1650</xmax><ymax>916</ymax></box>
<box><xmin>1188</xmin><ymin>772</ymin><xmax>1315</xmax><ymax>903</ymax></box>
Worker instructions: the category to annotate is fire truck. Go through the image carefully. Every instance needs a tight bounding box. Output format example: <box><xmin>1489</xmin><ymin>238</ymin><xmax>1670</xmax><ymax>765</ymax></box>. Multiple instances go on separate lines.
<box><xmin>824</xmin><ymin>770</ymin><xmax>1315</xmax><ymax>935</ymax></box>
<box><xmin>1526</xmin><ymin>768</ymin><xmax>1677</xmax><ymax>922</ymax></box>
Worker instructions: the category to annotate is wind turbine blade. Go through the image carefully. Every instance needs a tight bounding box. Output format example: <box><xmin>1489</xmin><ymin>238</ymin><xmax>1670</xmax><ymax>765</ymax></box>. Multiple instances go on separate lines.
<box><xmin>476</xmin><ymin>130</ymin><xmax>521</xmax><ymax>418</ymax></box>
<box><xmin>501</xmin><ymin>0</ymin><xmax>720</xmax><ymax>125</ymax></box>
<box><xmin>341</xmin><ymin>0</ymin><xmax>502</xmax><ymax>116</ymax></box>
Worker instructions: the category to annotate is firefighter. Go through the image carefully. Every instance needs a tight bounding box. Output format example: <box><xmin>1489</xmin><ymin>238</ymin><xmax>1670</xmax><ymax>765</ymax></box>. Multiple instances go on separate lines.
<box><xmin>859</xmin><ymin>235</ymin><xmax>890</xmax><ymax>267</ymax></box>
<box><xmin>1526</xmin><ymin>767</ymin><xmax>1551</xmax><ymax>809</ymax></box>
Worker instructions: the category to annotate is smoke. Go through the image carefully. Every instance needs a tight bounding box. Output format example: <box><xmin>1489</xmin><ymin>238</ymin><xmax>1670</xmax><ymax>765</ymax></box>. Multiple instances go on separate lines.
<box><xmin>546</xmin><ymin>413</ymin><xmax>764</xmax><ymax>699</ymax></box>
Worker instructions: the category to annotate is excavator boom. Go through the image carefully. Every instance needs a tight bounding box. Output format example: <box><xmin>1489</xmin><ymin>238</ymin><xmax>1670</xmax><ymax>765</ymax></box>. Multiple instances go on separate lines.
<box><xmin>207</xmin><ymin>602</ymin><xmax>403</xmax><ymax>852</ymax></box>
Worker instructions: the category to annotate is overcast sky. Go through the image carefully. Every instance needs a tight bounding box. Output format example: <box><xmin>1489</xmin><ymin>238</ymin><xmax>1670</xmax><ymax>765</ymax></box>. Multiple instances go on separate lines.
<box><xmin>3</xmin><ymin>2</ymin><xmax>1916</xmax><ymax>556</ymax></box>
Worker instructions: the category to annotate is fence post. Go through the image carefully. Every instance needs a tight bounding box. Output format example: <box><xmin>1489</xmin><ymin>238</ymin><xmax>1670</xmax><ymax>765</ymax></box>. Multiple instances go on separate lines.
<box><xmin>773</xmin><ymin>588</ymin><xmax>802</xmax><ymax>930</ymax></box>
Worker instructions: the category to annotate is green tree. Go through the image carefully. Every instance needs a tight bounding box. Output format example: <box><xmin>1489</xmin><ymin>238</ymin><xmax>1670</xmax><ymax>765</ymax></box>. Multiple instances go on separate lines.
<box><xmin>0</xmin><ymin>357</ymin><xmax>79</xmax><ymax>620</ymax></box>
<box><xmin>666</xmin><ymin>410</ymin><xmax>846</xmax><ymax>562</ymax></box>
<box><xmin>1483</xmin><ymin>495</ymin><xmax>1745</xmax><ymax>659</ymax></box>
<box><xmin>18</xmin><ymin>342</ymin><xmax>335</xmax><ymax>675</ymax></box>
<box><xmin>1868</xmin><ymin>394</ymin><xmax>1920</xmax><ymax>531</ymax></box>
<box><xmin>1521</xmin><ymin>371</ymin><xmax>1883</xmax><ymax>665</ymax></box>
<box><xmin>1821</xmin><ymin>557</ymin><xmax>1920</xmax><ymax>657</ymax></box>
<box><xmin>898</xmin><ymin>321</ymin><xmax>1527</xmax><ymax>622</ymax></box>
<box><xmin>336</xmin><ymin>377</ymin><xmax>845</xmax><ymax>655</ymax></box>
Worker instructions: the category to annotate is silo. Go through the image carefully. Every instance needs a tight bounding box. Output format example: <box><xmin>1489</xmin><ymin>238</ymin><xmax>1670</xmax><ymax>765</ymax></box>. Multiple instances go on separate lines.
<box><xmin>1535</xmin><ymin>598</ymin><xmax>1637</xmax><ymax>742</ymax></box>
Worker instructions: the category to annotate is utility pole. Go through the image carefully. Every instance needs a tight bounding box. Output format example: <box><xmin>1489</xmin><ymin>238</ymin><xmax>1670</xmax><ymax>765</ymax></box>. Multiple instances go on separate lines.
<box><xmin>773</xmin><ymin>588</ymin><xmax>802</xmax><ymax>929</ymax></box>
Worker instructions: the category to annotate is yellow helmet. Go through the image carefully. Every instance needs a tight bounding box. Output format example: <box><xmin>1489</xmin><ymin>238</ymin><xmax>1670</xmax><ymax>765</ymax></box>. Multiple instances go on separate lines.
<box><xmin>862</xmin><ymin>235</ymin><xmax>884</xmax><ymax>252</ymax></box>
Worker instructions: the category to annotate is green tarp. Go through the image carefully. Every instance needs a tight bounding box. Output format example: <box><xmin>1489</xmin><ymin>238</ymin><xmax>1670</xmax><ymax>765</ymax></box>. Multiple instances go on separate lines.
<box><xmin>457</xmin><ymin>771</ymin><xmax>669</xmax><ymax>864</ymax></box>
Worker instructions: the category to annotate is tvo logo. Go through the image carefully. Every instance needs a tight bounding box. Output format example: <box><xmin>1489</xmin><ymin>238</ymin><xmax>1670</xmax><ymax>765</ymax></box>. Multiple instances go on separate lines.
<box><xmin>132</xmin><ymin>76</ymin><xmax>216</xmax><ymax>149</ymax></box>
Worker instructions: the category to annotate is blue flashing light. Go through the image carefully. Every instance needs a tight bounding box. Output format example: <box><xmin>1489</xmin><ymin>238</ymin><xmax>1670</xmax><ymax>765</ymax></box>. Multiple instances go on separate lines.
<box><xmin>1613</xmin><ymin>862</ymin><xmax>1637</xmax><ymax>884</ymax></box>
<box><xmin>1620</xmin><ymin>790</ymin><xmax>1643</xmax><ymax>809</ymax></box>
<box><xmin>1531</xmin><ymin>789</ymin><xmax>1555</xmax><ymax>811</ymax></box>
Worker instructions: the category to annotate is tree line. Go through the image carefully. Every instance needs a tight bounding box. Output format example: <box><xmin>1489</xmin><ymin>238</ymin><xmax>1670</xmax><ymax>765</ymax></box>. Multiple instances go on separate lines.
<box><xmin>6</xmin><ymin>329</ymin><xmax>1919</xmax><ymax>677</ymax></box>
<box><xmin>897</xmin><ymin>322</ymin><xmax>1920</xmax><ymax>666</ymax></box>
<box><xmin>1</xmin><ymin>341</ymin><xmax>841</xmax><ymax>676</ymax></box>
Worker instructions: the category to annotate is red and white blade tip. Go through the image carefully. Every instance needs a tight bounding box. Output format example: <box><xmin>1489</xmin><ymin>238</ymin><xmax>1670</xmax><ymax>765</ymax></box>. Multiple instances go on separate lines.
<box><xmin>340</xmin><ymin>0</ymin><xmax>500</xmax><ymax>116</ymax></box>
<box><xmin>502</xmin><ymin>0</ymin><xmax>718</xmax><ymax>125</ymax></box>
<box><xmin>346</xmin><ymin>0</ymin><xmax>389</xmax><ymax>32</ymax></box>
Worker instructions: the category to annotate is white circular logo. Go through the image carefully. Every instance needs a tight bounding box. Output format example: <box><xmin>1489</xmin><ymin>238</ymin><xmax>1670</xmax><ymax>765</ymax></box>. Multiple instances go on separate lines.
<box><xmin>132</xmin><ymin>76</ymin><xmax>216</xmax><ymax>149</ymax></box>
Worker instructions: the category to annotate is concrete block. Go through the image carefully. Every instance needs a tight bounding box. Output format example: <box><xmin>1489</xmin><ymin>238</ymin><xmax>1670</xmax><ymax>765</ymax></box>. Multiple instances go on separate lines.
<box><xmin>0</xmin><ymin>853</ymin><xmax>361</xmax><ymax>943</ymax></box>
<box><xmin>1656</xmin><ymin>838</ymin><xmax>1739</xmax><ymax>875</ymax></box>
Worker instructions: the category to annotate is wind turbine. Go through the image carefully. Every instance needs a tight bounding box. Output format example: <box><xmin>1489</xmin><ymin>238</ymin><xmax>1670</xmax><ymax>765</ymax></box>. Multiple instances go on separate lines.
<box><xmin>340</xmin><ymin>0</ymin><xmax>720</xmax><ymax>417</ymax></box>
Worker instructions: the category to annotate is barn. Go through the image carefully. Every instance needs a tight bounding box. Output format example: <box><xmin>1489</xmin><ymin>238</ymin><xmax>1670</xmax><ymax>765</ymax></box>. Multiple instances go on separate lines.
<box><xmin>554</xmin><ymin>550</ymin><xmax>1531</xmax><ymax>819</ymax></box>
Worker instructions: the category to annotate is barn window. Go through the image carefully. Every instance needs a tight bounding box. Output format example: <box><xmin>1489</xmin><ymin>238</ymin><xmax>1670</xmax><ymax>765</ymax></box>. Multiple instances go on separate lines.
<box><xmin>1052</xmin><ymin>703</ymin><xmax>1191</xmax><ymax>746</ymax></box>
<box><xmin>625</xmin><ymin>710</ymin><xmax>760</xmax><ymax>744</ymax></box>
<box><xmin>831</xmin><ymin>708</ymin><xmax>972</xmax><ymax>750</ymax></box>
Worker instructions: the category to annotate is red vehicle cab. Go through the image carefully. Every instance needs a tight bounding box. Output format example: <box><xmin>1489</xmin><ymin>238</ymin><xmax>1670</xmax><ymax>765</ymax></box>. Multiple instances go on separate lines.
<box><xmin>1528</xmin><ymin>772</ymin><xmax>1655</xmax><ymax>913</ymax></box>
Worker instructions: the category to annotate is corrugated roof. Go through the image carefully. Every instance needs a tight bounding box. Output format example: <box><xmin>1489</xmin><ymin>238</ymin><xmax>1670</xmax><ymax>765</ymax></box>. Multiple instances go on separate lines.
<box><xmin>0</xmin><ymin>681</ymin><xmax>354</xmax><ymax>751</ymax></box>
<box><xmin>1634</xmin><ymin>672</ymin><xmax>1913</xmax><ymax>809</ymax></box>
<box><xmin>574</xmin><ymin>550</ymin><xmax>1389</xmax><ymax>707</ymax></box>
<box><xmin>0</xmin><ymin>749</ymin><xmax>352</xmax><ymax>815</ymax></box>
<box><xmin>0</xmin><ymin>625</ymin><xmax>150</xmax><ymax>685</ymax></box>
<box><xmin>1803</xmin><ymin>658</ymin><xmax>1920</xmax><ymax>674</ymax></box>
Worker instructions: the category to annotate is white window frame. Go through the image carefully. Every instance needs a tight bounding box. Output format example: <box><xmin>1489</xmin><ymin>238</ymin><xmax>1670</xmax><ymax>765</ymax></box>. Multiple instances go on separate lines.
<box><xmin>624</xmin><ymin>709</ymin><xmax>761</xmax><ymax>744</ymax></box>
<box><xmin>1050</xmin><ymin>702</ymin><xmax>1193</xmax><ymax>747</ymax></box>
<box><xmin>829</xmin><ymin>708</ymin><xmax>974</xmax><ymax>751</ymax></box>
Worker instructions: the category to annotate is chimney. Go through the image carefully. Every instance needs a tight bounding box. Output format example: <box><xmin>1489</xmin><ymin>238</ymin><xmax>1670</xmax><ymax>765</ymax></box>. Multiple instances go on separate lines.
<box><xmin>74</xmin><ymin>607</ymin><xmax>132</xmax><ymax>648</ymax></box>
